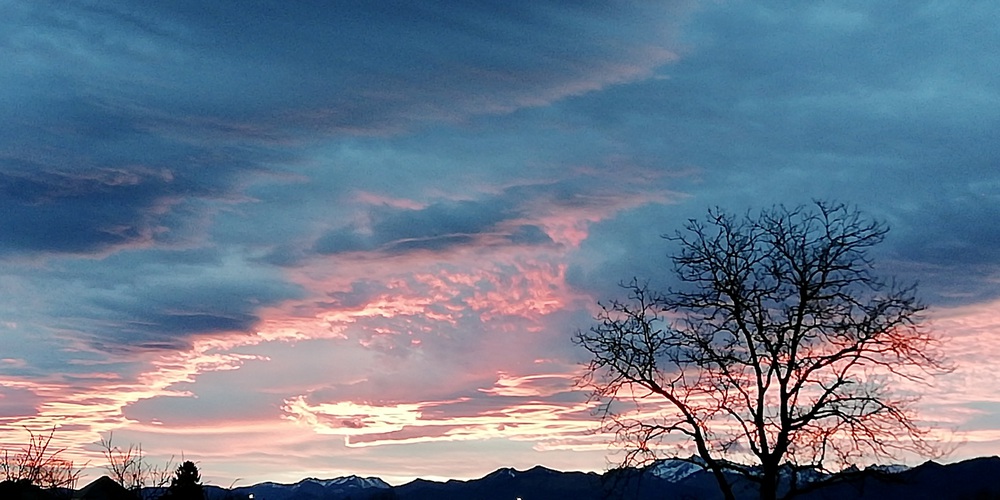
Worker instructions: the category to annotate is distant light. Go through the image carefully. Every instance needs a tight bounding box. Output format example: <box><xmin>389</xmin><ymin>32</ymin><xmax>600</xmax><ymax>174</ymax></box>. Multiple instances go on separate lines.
<box><xmin>248</xmin><ymin>495</ymin><xmax>253</xmax><ymax>499</ymax></box>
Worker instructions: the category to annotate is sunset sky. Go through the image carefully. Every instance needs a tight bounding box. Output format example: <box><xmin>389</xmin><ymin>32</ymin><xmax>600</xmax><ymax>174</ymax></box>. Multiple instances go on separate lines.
<box><xmin>2</xmin><ymin>0</ymin><xmax>999</xmax><ymax>487</ymax></box>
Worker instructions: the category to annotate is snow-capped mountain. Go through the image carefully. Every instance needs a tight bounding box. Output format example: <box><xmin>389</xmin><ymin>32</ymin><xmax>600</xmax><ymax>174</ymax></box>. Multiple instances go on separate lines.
<box><xmin>221</xmin><ymin>474</ymin><xmax>392</xmax><ymax>500</ymax></box>
<box><xmin>483</xmin><ymin>467</ymin><xmax>517</xmax><ymax>480</ymax></box>
<box><xmin>303</xmin><ymin>475</ymin><xmax>392</xmax><ymax>489</ymax></box>
<box><xmin>865</xmin><ymin>463</ymin><xmax>911</xmax><ymax>474</ymax></box>
<box><xmin>649</xmin><ymin>456</ymin><xmax>706</xmax><ymax>482</ymax></box>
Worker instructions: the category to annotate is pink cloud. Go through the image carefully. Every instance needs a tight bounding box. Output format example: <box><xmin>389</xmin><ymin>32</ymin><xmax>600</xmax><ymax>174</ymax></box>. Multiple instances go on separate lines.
<box><xmin>280</xmin><ymin>389</ymin><xmax>603</xmax><ymax>450</ymax></box>
<box><xmin>0</xmin><ymin>334</ymin><xmax>268</xmax><ymax>465</ymax></box>
<box><xmin>0</xmin><ymin>174</ymin><xmax>725</xmax><ymax>484</ymax></box>
<box><xmin>478</xmin><ymin>373</ymin><xmax>580</xmax><ymax>398</ymax></box>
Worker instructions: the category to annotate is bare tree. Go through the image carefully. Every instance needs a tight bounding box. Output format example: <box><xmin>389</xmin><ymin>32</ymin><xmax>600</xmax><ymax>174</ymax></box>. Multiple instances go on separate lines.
<box><xmin>575</xmin><ymin>202</ymin><xmax>950</xmax><ymax>500</ymax></box>
<box><xmin>0</xmin><ymin>427</ymin><xmax>83</xmax><ymax>492</ymax></box>
<box><xmin>101</xmin><ymin>433</ymin><xmax>173</xmax><ymax>500</ymax></box>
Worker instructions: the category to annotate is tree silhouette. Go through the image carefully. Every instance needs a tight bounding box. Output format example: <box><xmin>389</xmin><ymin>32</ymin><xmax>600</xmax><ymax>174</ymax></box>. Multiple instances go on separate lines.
<box><xmin>161</xmin><ymin>461</ymin><xmax>203</xmax><ymax>500</ymax></box>
<box><xmin>575</xmin><ymin>202</ymin><xmax>950</xmax><ymax>500</ymax></box>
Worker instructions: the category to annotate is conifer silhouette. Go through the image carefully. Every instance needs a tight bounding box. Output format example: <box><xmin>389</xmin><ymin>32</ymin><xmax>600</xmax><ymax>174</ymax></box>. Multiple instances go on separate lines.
<box><xmin>161</xmin><ymin>461</ymin><xmax>203</xmax><ymax>500</ymax></box>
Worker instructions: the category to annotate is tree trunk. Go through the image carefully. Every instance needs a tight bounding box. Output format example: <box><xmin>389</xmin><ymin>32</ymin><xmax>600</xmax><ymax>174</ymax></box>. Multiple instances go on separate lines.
<box><xmin>759</xmin><ymin>466</ymin><xmax>779</xmax><ymax>500</ymax></box>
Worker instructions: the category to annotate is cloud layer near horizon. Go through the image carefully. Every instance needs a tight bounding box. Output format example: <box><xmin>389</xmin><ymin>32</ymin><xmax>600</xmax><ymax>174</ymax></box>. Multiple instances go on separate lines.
<box><xmin>1</xmin><ymin>0</ymin><xmax>999</xmax><ymax>486</ymax></box>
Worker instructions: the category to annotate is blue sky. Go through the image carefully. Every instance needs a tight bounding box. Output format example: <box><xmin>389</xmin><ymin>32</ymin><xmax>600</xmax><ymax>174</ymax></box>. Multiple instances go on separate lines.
<box><xmin>1</xmin><ymin>0</ymin><xmax>998</xmax><ymax>486</ymax></box>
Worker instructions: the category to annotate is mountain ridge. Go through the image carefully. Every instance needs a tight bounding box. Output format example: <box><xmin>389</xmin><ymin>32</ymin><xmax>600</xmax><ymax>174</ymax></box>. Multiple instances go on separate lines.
<box><xmin>177</xmin><ymin>456</ymin><xmax>1000</xmax><ymax>500</ymax></box>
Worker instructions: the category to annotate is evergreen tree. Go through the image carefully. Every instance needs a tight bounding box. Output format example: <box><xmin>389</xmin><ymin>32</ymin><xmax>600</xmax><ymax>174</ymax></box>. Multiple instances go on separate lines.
<box><xmin>161</xmin><ymin>461</ymin><xmax>203</xmax><ymax>500</ymax></box>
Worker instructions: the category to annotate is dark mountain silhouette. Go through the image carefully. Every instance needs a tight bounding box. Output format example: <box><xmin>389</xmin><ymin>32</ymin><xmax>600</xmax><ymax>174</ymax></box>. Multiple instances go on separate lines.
<box><xmin>211</xmin><ymin>475</ymin><xmax>394</xmax><ymax>500</ymax></box>
<box><xmin>799</xmin><ymin>456</ymin><xmax>1000</xmax><ymax>500</ymax></box>
<box><xmin>82</xmin><ymin>456</ymin><xmax>1000</xmax><ymax>500</ymax></box>
<box><xmin>73</xmin><ymin>476</ymin><xmax>134</xmax><ymax>500</ymax></box>
<box><xmin>393</xmin><ymin>465</ymin><xmax>604</xmax><ymax>500</ymax></box>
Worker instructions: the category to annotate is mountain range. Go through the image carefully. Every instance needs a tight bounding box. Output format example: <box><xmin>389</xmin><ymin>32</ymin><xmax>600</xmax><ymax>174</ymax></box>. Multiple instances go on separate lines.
<box><xmin>197</xmin><ymin>456</ymin><xmax>1000</xmax><ymax>500</ymax></box>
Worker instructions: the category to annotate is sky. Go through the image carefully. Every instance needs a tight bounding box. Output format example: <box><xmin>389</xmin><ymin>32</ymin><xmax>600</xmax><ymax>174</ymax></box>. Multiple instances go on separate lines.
<box><xmin>1</xmin><ymin>0</ymin><xmax>999</xmax><ymax>488</ymax></box>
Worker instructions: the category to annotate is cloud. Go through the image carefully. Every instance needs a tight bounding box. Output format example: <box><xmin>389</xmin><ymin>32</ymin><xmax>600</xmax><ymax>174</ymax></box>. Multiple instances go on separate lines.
<box><xmin>280</xmin><ymin>371</ymin><xmax>601</xmax><ymax>450</ymax></box>
<box><xmin>6</xmin><ymin>1</ymin><xmax>692</xmax><ymax>140</ymax></box>
<box><xmin>547</xmin><ymin>0</ymin><xmax>1000</xmax><ymax>306</ymax></box>
<box><xmin>0</xmin><ymin>0</ymin><xmax>998</xmax><ymax>487</ymax></box>
<box><xmin>891</xmin><ymin>199</ymin><xmax>1000</xmax><ymax>268</ymax></box>
<box><xmin>312</xmin><ymin>174</ymin><xmax>671</xmax><ymax>260</ymax></box>
<box><xmin>0</xmin><ymin>92</ymin><xmax>273</xmax><ymax>258</ymax></box>
<box><xmin>0</xmin><ymin>249</ymin><xmax>301</xmax><ymax>358</ymax></box>
<box><xmin>315</xmin><ymin>198</ymin><xmax>518</xmax><ymax>255</ymax></box>
<box><xmin>74</xmin><ymin>263</ymin><xmax>300</xmax><ymax>351</ymax></box>
<box><xmin>0</xmin><ymin>168</ymin><xmax>177</xmax><ymax>254</ymax></box>
<box><xmin>0</xmin><ymin>386</ymin><xmax>43</xmax><ymax>420</ymax></box>
<box><xmin>479</xmin><ymin>373</ymin><xmax>581</xmax><ymax>398</ymax></box>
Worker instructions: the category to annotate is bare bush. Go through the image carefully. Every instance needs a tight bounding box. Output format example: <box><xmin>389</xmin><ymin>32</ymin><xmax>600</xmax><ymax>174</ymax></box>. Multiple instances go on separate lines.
<box><xmin>100</xmin><ymin>433</ymin><xmax>173</xmax><ymax>499</ymax></box>
<box><xmin>0</xmin><ymin>427</ymin><xmax>83</xmax><ymax>491</ymax></box>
